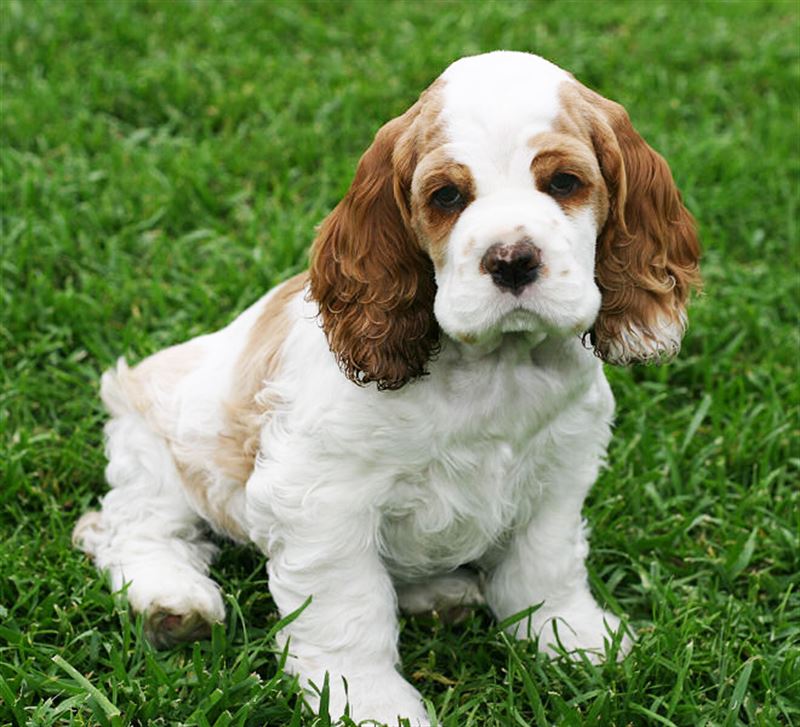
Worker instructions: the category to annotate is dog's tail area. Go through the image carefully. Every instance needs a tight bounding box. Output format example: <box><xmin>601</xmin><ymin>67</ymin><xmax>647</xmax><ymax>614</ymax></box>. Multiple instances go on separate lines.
<box><xmin>73</xmin><ymin>359</ymin><xmax>136</xmax><ymax>557</ymax></box>
<box><xmin>100</xmin><ymin>358</ymin><xmax>139</xmax><ymax>418</ymax></box>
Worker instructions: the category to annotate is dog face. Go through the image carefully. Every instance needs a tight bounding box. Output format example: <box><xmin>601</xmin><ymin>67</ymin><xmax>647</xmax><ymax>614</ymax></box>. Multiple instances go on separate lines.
<box><xmin>310</xmin><ymin>51</ymin><xmax>701</xmax><ymax>390</ymax></box>
<box><xmin>414</xmin><ymin>53</ymin><xmax>608</xmax><ymax>347</ymax></box>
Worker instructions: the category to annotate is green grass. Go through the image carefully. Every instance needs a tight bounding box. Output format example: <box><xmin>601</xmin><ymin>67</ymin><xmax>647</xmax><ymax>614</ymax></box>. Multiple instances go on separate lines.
<box><xmin>2</xmin><ymin>0</ymin><xmax>798</xmax><ymax>724</ymax></box>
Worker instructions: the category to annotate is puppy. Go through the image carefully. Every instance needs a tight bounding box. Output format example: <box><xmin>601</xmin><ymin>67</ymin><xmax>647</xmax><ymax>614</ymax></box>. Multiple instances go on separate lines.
<box><xmin>74</xmin><ymin>51</ymin><xmax>700</xmax><ymax>724</ymax></box>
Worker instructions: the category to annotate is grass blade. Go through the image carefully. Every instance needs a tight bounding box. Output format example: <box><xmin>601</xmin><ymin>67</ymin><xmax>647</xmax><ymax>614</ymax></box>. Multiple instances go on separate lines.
<box><xmin>501</xmin><ymin>633</ymin><xmax>547</xmax><ymax>726</ymax></box>
<box><xmin>725</xmin><ymin>658</ymin><xmax>755</xmax><ymax>725</ymax></box>
<box><xmin>52</xmin><ymin>654</ymin><xmax>122</xmax><ymax>725</ymax></box>
<box><xmin>681</xmin><ymin>394</ymin><xmax>712</xmax><ymax>454</ymax></box>
<box><xmin>724</xmin><ymin>528</ymin><xmax>758</xmax><ymax>582</ymax></box>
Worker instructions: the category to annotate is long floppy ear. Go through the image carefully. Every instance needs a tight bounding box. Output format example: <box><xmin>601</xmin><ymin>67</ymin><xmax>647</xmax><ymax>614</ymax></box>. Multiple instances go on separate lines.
<box><xmin>308</xmin><ymin>103</ymin><xmax>439</xmax><ymax>390</ymax></box>
<box><xmin>583</xmin><ymin>88</ymin><xmax>701</xmax><ymax>364</ymax></box>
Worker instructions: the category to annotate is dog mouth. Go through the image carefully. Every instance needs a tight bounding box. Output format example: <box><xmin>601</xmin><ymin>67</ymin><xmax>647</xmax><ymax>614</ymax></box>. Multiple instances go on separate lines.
<box><xmin>451</xmin><ymin>307</ymin><xmax>548</xmax><ymax>347</ymax></box>
<box><xmin>498</xmin><ymin>307</ymin><xmax>543</xmax><ymax>333</ymax></box>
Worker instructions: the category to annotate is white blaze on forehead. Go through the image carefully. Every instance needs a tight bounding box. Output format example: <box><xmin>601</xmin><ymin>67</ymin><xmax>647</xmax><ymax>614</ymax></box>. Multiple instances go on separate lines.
<box><xmin>438</xmin><ymin>51</ymin><xmax>570</xmax><ymax>190</ymax></box>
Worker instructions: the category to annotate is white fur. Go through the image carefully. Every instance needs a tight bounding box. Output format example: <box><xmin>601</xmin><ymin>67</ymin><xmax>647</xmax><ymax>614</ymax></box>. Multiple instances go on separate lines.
<box><xmin>73</xmin><ymin>51</ymin><xmax>653</xmax><ymax>725</ymax></box>
<box><xmin>602</xmin><ymin>309</ymin><xmax>688</xmax><ymax>365</ymax></box>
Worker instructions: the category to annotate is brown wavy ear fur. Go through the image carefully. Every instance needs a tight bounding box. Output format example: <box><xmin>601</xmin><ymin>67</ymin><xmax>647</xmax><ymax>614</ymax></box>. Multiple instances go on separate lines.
<box><xmin>577</xmin><ymin>85</ymin><xmax>701</xmax><ymax>364</ymax></box>
<box><xmin>308</xmin><ymin>103</ymin><xmax>439</xmax><ymax>390</ymax></box>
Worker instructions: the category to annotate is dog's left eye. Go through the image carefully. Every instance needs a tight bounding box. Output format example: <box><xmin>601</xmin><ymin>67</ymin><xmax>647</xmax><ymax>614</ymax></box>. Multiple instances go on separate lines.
<box><xmin>548</xmin><ymin>173</ymin><xmax>581</xmax><ymax>197</ymax></box>
<box><xmin>431</xmin><ymin>185</ymin><xmax>466</xmax><ymax>212</ymax></box>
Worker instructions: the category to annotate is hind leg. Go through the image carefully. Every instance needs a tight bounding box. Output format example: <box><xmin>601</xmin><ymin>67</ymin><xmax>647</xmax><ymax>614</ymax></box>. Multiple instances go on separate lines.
<box><xmin>73</xmin><ymin>410</ymin><xmax>225</xmax><ymax>648</ymax></box>
<box><xmin>397</xmin><ymin>567</ymin><xmax>485</xmax><ymax>623</ymax></box>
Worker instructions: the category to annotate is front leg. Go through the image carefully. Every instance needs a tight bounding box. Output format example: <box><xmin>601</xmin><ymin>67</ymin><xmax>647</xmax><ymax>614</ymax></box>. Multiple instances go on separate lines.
<box><xmin>485</xmin><ymin>434</ymin><xmax>633</xmax><ymax>662</ymax></box>
<box><xmin>247</xmin><ymin>463</ymin><xmax>427</xmax><ymax>725</ymax></box>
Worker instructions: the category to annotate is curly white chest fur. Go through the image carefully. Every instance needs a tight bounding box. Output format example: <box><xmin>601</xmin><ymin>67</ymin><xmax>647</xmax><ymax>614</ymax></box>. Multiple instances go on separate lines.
<box><xmin>248</xmin><ymin>311</ymin><xmax>613</xmax><ymax>583</ymax></box>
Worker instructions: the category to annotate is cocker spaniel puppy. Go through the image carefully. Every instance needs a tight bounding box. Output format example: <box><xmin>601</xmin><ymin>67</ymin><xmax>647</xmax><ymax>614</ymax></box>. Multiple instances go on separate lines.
<box><xmin>74</xmin><ymin>51</ymin><xmax>700</xmax><ymax>724</ymax></box>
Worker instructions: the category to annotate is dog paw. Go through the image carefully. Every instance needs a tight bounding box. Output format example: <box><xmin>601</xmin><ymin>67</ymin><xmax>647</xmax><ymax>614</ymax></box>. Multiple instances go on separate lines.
<box><xmin>536</xmin><ymin>608</ymin><xmax>634</xmax><ymax>663</ymax></box>
<box><xmin>306</xmin><ymin>667</ymin><xmax>428</xmax><ymax>725</ymax></box>
<box><xmin>344</xmin><ymin>696</ymin><xmax>429</xmax><ymax>727</ymax></box>
<box><xmin>397</xmin><ymin>568</ymin><xmax>485</xmax><ymax>624</ymax></box>
<box><xmin>126</xmin><ymin>570</ymin><xmax>226</xmax><ymax>648</ymax></box>
<box><xmin>145</xmin><ymin>608</ymin><xmax>216</xmax><ymax>648</ymax></box>
<box><xmin>72</xmin><ymin>510</ymin><xmax>105</xmax><ymax>555</ymax></box>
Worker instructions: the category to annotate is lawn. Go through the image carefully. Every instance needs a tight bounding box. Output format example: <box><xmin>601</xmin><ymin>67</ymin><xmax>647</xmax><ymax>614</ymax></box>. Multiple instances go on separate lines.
<box><xmin>1</xmin><ymin>0</ymin><xmax>798</xmax><ymax>725</ymax></box>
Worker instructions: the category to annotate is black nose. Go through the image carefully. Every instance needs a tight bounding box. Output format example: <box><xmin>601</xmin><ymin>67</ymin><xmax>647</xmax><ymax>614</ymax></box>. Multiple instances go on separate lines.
<box><xmin>481</xmin><ymin>240</ymin><xmax>543</xmax><ymax>295</ymax></box>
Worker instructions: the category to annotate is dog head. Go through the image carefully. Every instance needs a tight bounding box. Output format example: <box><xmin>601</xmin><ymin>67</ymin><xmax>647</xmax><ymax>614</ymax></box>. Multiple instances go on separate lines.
<box><xmin>309</xmin><ymin>51</ymin><xmax>701</xmax><ymax>389</ymax></box>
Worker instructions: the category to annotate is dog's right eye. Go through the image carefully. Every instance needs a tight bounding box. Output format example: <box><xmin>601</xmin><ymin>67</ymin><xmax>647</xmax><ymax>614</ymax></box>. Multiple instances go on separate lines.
<box><xmin>431</xmin><ymin>185</ymin><xmax>466</xmax><ymax>212</ymax></box>
<box><xmin>548</xmin><ymin>172</ymin><xmax>581</xmax><ymax>198</ymax></box>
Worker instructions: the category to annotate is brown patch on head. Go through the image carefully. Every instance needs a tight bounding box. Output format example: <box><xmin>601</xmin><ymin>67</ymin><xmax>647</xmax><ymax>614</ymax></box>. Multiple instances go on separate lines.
<box><xmin>554</xmin><ymin>80</ymin><xmax>701</xmax><ymax>364</ymax></box>
<box><xmin>308</xmin><ymin>81</ymin><xmax>450</xmax><ymax>390</ymax></box>
<box><xmin>410</xmin><ymin>152</ymin><xmax>476</xmax><ymax>268</ymax></box>
<box><xmin>215</xmin><ymin>272</ymin><xmax>307</xmax><ymax>484</ymax></box>
<box><xmin>403</xmin><ymin>82</ymin><xmax>477</xmax><ymax>269</ymax></box>
<box><xmin>528</xmin><ymin>131</ymin><xmax>607</xmax><ymax>222</ymax></box>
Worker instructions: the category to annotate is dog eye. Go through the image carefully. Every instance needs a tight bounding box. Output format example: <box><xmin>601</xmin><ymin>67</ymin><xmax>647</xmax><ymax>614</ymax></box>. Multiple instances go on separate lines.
<box><xmin>548</xmin><ymin>173</ymin><xmax>581</xmax><ymax>197</ymax></box>
<box><xmin>431</xmin><ymin>185</ymin><xmax>465</xmax><ymax>211</ymax></box>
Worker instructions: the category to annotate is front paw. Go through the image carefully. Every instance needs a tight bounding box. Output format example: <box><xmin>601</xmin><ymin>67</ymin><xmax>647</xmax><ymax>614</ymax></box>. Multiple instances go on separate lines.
<box><xmin>307</xmin><ymin>667</ymin><xmax>428</xmax><ymax>725</ymax></box>
<box><xmin>535</xmin><ymin>607</ymin><xmax>634</xmax><ymax>663</ymax></box>
<box><xmin>342</xmin><ymin>689</ymin><xmax>429</xmax><ymax>726</ymax></box>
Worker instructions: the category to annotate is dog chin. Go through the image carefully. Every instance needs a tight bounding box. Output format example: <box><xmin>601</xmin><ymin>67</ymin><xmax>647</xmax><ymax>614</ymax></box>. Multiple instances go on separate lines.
<box><xmin>448</xmin><ymin>309</ymin><xmax>549</xmax><ymax>348</ymax></box>
<box><xmin>499</xmin><ymin>308</ymin><xmax>548</xmax><ymax>334</ymax></box>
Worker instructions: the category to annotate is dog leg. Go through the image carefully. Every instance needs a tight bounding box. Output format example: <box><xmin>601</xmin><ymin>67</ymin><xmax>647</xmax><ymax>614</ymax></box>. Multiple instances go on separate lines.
<box><xmin>484</xmin><ymin>482</ymin><xmax>633</xmax><ymax>663</ymax></box>
<box><xmin>248</xmin><ymin>468</ymin><xmax>428</xmax><ymax>725</ymax></box>
<box><xmin>73</xmin><ymin>410</ymin><xmax>225</xmax><ymax>648</ymax></box>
